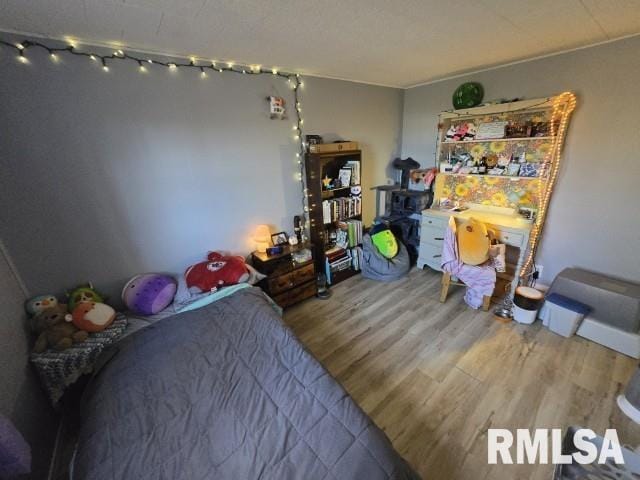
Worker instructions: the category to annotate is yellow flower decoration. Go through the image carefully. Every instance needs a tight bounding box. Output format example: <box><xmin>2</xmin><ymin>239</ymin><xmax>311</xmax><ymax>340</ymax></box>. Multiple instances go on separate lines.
<box><xmin>481</xmin><ymin>200</ymin><xmax>492</xmax><ymax>205</ymax></box>
<box><xmin>442</xmin><ymin>186</ymin><xmax>452</xmax><ymax>196</ymax></box>
<box><xmin>489</xmin><ymin>141</ymin><xmax>506</xmax><ymax>154</ymax></box>
<box><xmin>491</xmin><ymin>192</ymin><xmax>507</xmax><ymax>206</ymax></box>
<box><xmin>536</xmin><ymin>143</ymin><xmax>552</xmax><ymax>160</ymax></box>
<box><xmin>527</xmin><ymin>179</ymin><xmax>541</xmax><ymax>193</ymax></box>
<box><xmin>484</xmin><ymin>176</ymin><xmax>500</xmax><ymax>185</ymax></box>
<box><xmin>470</xmin><ymin>144</ymin><xmax>486</xmax><ymax>160</ymax></box>
<box><xmin>455</xmin><ymin>184</ymin><xmax>469</xmax><ymax>197</ymax></box>
<box><xmin>465</xmin><ymin>176</ymin><xmax>479</xmax><ymax>187</ymax></box>
<box><xmin>519</xmin><ymin>194</ymin><xmax>532</xmax><ymax>205</ymax></box>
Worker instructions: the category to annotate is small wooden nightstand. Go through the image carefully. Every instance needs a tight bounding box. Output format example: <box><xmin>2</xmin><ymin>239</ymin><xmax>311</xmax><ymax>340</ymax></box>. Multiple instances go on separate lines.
<box><xmin>251</xmin><ymin>245</ymin><xmax>317</xmax><ymax>308</ymax></box>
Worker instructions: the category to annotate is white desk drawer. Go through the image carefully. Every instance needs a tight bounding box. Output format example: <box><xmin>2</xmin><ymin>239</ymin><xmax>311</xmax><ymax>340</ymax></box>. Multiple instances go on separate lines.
<box><xmin>421</xmin><ymin>225</ymin><xmax>445</xmax><ymax>246</ymax></box>
<box><xmin>495</xmin><ymin>230</ymin><xmax>524</xmax><ymax>247</ymax></box>
<box><xmin>419</xmin><ymin>243</ymin><xmax>443</xmax><ymax>261</ymax></box>
<box><xmin>422</xmin><ymin>215</ymin><xmax>447</xmax><ymax>230</ymax></box>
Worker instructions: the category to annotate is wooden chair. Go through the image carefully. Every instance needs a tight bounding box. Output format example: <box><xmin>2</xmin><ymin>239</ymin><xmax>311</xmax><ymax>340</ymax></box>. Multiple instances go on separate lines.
<box><xmin>439</xmin><ymin>272</ymin><xmax>492</xmax><ymax>312</ymax></box>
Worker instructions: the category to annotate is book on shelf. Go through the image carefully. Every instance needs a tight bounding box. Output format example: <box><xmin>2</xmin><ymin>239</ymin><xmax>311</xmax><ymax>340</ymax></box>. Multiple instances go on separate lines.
<box><xmin>322</xmin><ymin>197</ymin><xmax>362</xmax><ymax>224</ymax></box>
<box><xmin>345</xmin><ymin>160</ymin><xmax>361</xmax><ymax>185</ymax></box>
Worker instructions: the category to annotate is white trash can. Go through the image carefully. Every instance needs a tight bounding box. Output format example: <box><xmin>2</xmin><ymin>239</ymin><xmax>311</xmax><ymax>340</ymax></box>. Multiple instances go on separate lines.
<box><xmin>539</xmin><ymin>293</ymin><xmax>591</xmax><ymax>337</ymax></box>
<box><xmin>512</xmin><ymin>286</ymin><xmax>544</xmax><ymax>324</ymax></box>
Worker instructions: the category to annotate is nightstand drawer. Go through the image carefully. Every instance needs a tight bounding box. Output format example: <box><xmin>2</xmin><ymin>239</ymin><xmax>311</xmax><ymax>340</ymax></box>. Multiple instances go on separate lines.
<box><xmin>268</xmin><ymin>262</ymin><xmax>315</xmax><ymax>294</ymax></box>
<box><xmin>272</xmin><ymin>280</ymin><xmax>317</xmax><ymax>308</ymax></box>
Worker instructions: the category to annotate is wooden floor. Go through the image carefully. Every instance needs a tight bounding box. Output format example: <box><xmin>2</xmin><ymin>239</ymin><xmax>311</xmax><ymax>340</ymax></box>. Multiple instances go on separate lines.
<box><xmin>284</xmin><ymin>267</ymin><xmax>640</xmax><ymax>480</ymax></box>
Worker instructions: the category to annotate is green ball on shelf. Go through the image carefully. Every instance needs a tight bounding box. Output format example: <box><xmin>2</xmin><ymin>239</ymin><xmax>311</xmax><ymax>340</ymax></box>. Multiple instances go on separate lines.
<box><xmin>452</xmin><ymin>82</ymin><xmax>484</xmax><ymax>109</ymax></box>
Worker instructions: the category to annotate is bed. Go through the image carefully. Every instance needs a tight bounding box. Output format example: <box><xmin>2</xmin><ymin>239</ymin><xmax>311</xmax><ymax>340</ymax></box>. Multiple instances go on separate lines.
<box><xmin>72</xmin><ymin>286</ymin><xmax>419</xmax><ymax>479</ymax></box>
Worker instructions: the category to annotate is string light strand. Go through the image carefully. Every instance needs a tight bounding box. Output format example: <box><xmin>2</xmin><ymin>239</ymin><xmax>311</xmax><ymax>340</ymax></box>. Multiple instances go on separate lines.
<box><xmin>520</xmin><ymin>92</ymin><xmax>577</xmax><ymax>281</ymax></box>
<box><xmin>0</xmin><ymin>37</ymin><xmax>310</xmax><ymax>240</ymax></box>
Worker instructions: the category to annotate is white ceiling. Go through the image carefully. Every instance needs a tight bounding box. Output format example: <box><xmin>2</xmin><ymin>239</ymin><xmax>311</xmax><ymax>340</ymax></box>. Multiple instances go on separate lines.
<box><xmin>1</xmin><ymin>0</ymin><xmax>640</xmax><ymax>87</ymax></box>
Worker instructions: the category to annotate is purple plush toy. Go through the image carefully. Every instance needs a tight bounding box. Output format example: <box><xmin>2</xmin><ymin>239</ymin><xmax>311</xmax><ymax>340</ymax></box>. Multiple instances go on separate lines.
<box><xmin>121</xmin><ymin>274</ymin><xmax>177</xmax><ymax>315</ymax></box>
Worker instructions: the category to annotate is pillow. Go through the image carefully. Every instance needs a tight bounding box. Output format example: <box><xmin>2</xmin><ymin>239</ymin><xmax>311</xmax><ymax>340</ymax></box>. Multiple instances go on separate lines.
<box><xmin>121</xmin><ymin>274</ymin><xmax>177</xmax><ymax>315</ymax></box>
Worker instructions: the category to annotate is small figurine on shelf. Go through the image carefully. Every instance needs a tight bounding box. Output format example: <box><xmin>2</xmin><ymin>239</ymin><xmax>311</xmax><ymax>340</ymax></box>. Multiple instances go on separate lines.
<box><xmin>463</xmin><ymin>123</ymin><xmax>477</xmax><ymax>141</ymax></box>
<box><xmin>478</xmin><ymin>156</ymin><xmax>487</xmax><ymax>174</ymax></box>
<box><xmin>453</xmin><ymin>123</ymin><xmax>469</xmax><ymax>141</ymax></box>
<box><xmin>445</xmin><ymin>124</ymin><xmax>457</xmax><ymax>141</ymax></box>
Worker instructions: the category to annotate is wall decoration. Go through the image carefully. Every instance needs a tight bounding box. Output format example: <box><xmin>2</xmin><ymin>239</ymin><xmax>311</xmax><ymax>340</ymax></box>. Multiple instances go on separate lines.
<box><xmin>267</xmin><ymin>96</ymin><xmax>286</xmax><ymax>119</ymax></box>
<box><xmin>0</xmin><ymin>37</ymin><xmax>311</xmax><ymax>241</ymax></box>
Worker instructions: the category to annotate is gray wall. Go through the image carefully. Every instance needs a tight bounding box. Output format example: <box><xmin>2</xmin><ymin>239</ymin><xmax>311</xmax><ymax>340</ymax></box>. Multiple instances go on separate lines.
<box><xmin>0</xmin><ymin>242</ymin><xmax>57</xmax><ymax>479</ymax></box>
<box><xmin>0</xmin><ymin>36</ymin><xmax>402</xmax><ymax>301</ymax></box>
<box><xmin>402</xmin><ymin>36</ymin><xmax>640</xmax><ymax>284</ymax></box>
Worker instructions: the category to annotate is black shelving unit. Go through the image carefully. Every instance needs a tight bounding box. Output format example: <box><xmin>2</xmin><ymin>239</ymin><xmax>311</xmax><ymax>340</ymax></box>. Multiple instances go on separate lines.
<box><xmin>305</xmin><ymin>149</ymin><xmax>363</xmax><ymax>285</ymax></box>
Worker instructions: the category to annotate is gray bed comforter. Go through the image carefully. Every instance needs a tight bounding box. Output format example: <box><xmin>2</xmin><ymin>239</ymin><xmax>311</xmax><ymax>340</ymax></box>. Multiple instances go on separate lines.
<box><xmin>73</xmin><ymin>287</ymin><xmax>419</xmax><ymax>480</ymax></box>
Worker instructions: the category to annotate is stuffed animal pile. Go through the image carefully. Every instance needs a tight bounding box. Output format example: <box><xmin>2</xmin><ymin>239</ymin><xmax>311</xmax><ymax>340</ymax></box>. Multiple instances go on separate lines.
<box><xmin>26</xmin><ymin>283</ymin><xmax>116</xmax><ymax>353</ymax></box>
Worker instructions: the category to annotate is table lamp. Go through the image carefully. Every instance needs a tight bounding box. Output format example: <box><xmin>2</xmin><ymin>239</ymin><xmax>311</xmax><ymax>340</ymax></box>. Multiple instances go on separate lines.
<box><xmin>254</xmin><ymin>225</ymin><xmax>270</xmax><ymax>253</ymax></box>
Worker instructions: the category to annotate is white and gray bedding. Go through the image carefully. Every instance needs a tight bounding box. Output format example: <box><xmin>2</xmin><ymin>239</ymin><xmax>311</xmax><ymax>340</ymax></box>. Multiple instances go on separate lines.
<box><xmin>72</xmin><ymin>287</ymin><xmax>419</xmax><ymax>479</ymax></box>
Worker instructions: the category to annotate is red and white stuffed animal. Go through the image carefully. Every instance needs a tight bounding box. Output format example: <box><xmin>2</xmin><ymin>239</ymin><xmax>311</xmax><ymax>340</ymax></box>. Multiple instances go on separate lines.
<box><xmin>185</xmin><ymin>252</ymin><xmax>250</xmax><ymax>293</ymax></box>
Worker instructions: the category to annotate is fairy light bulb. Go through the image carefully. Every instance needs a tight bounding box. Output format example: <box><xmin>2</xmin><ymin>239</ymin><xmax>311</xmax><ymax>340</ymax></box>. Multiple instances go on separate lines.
<box><xmin>200</xmin><ymin>67</ymin><xmax>207</xmax><ymax>78</ymax></box>
<box><xmin>169</xmin><ymin>63</ymin><xmax>177</xmax><ymax>70</ymax></box>
<box><xmin>16</xmin><ymin>43</ymin><xmax>24</xmax><ymax>50</ymax></box>
<box><xmin>147</xmin><ymin>59</ymin><xmax>153</xmax><ymax>64</ymax></box>
<box><xmin>90</xmin><ymin>54</ymin><xmax>96</xmax><ymax>61</ymax></box>
<box><xmin>50</xmin><ymin>51</ymin><xmax>58</xmax><ymax>61</ymax></box>
<box><xmin>138</xmin><ymin>61</ymin><xmax>146</xmax><ymax>72</ymax></box>
<box><xmin>227</xmin><ymin>62</ymin><xmax>234</xmax><ymax>68</ymax></box>
<box><xmin>272</xmin><ymin>68</ymin><xmax>278</xmax><ymax>75</ymax></box>
<box><xmin>102</xmin><ymin>58</ymin><xmax>109</xmax><ymax>72</ymax></box>
<box><xmin>17</xmin><ymin>51</ymin><xmax>27</xmax><ymax>63</ymax></box>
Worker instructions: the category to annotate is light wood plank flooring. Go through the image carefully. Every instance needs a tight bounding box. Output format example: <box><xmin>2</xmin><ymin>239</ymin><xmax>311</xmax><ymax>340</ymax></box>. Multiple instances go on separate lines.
<box><xmin>284</xmin><ymin>267</ymin><xmax>640</xmax><ymax>480</ymax></box>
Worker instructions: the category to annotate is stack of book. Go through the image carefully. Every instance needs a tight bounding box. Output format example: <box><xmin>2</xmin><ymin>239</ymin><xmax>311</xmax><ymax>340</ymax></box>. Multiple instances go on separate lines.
<box><xmin>322</xmin><ymin>197</ymin><xmax>362</xmax><ymax>224</ymax></box>
<box><xmin>325</xmin><ymin>246</ymin><xmax>351</xmax><ymax>273</ymax></box>
<box><xmin>344</xmin><ymin>220</ymin><xmax>362</xmax><ymax>248</ymax></box>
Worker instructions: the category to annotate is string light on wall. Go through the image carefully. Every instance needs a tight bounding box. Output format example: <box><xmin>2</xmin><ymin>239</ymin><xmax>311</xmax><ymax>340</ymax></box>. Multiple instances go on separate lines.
<box><xmin>520</xmin><ymin>92</ymin><xmax>577</xmax><ymax>281</ymax></box>
<box><xmin>0</xmin><ymin>37</ymin><xmax>311</xmax><ymax>240</ymax></box>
